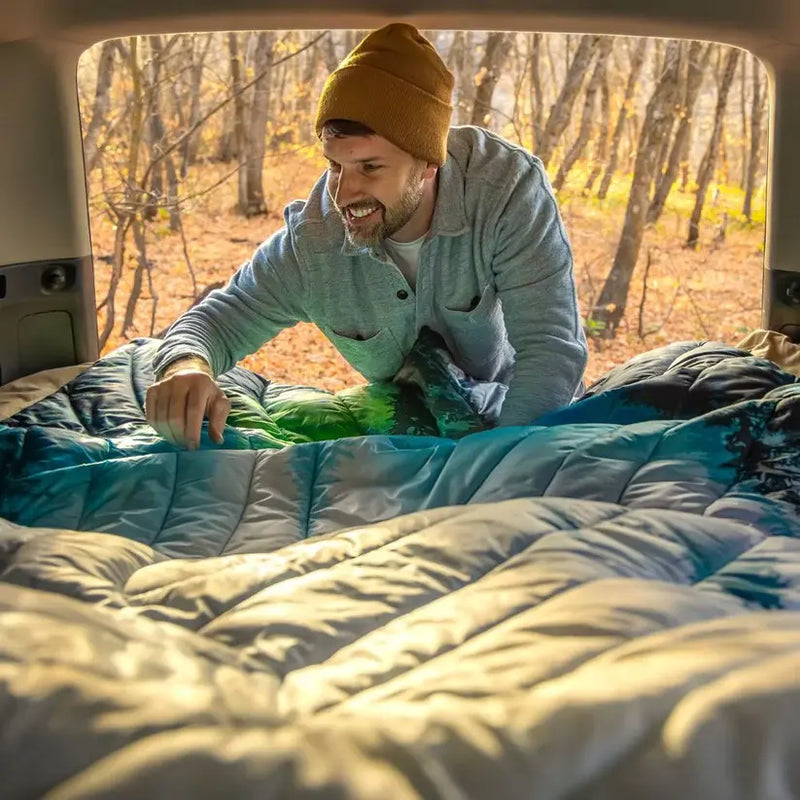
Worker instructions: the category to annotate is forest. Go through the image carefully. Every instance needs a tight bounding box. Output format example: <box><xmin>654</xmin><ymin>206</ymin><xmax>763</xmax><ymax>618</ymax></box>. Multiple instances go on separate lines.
<box><xmin>78</xmin><ymin>29</ymin><xmax>768</xmax><ymax>387</ymax></box>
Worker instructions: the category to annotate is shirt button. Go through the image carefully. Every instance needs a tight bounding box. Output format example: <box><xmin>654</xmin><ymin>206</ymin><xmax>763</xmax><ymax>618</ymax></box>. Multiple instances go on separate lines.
<box><xmin>397</xmin><ymin>289</ymin><xmax>409</xmax><ymax>300</ymax></box>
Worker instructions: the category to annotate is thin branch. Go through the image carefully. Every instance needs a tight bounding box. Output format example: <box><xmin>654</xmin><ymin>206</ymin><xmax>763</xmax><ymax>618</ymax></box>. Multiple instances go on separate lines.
<box><xmin>637</xmin><ymin>247</ymin><xmax>654</xmax><ymax>339</ymax></box>
<box><xmin>176</xmin><ymin>211</ymin><xmax>198</xmax><ymax>298</ymax></box>
<box><xmin>681</xmin><ymin>284</ymin><xmax>713</xmax><ymax>338</ymax></box>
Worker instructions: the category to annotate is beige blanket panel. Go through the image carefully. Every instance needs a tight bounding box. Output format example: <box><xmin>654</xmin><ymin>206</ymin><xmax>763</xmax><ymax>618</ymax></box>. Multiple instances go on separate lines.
<box><xmin>737</xmin><ymin>328</ymin><xmax>800</xmax><ymax>377</ymax></box>
<box><xmin>0</xmin><ymin>364</ymin><xmax>89</xmax><ymax>421</ymax></box>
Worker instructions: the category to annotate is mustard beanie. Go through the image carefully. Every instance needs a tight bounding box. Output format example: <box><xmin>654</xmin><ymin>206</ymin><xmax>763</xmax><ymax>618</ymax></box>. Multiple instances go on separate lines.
<box><xmin>315</xmin><ymin>24</ymin><xmax>455</xmax><ymax>166</ymax></box>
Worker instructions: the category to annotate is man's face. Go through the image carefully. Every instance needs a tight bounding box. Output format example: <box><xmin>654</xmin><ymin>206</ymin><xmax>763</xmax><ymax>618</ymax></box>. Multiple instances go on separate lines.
<box><xmin>323</xmin><ymin>133</ymin><xmax>428</xmax><ymax>248</ymax></box>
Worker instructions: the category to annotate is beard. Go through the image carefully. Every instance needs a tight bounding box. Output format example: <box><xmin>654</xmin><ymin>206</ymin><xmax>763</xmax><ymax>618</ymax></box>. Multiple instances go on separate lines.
<box><xmin>339</xmin><ymin>167</ymin><xmax>425</xmax><ymax>249</ymax></box>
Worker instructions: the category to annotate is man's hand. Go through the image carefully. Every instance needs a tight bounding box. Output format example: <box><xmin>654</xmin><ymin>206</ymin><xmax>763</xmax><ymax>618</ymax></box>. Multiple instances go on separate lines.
<box><xmin>145</xmin><ymin>356</ymin><xmax>230</xmax><ymax>449</ymax></box>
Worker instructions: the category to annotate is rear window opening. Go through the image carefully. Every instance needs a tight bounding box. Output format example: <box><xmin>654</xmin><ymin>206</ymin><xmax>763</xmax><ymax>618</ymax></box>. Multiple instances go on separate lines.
<box><xmin>78</xmin><ymin>30</ymin><xmax>767</xmax><ymax>389</ymax></box>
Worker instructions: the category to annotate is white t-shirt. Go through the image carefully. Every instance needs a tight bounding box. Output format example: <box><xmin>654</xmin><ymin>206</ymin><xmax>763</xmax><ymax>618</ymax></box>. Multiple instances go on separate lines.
<box><xmin>384</xmin><ymin>232</ymin><xmax>427</xmax><ymax>290</ymax></box>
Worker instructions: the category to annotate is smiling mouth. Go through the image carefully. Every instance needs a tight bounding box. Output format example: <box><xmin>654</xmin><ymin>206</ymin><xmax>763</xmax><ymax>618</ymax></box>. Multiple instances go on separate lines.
<box><xmin>345</xmin><ymin>205</ymin><xmax>382</xmax><ymax>225</ymax></box>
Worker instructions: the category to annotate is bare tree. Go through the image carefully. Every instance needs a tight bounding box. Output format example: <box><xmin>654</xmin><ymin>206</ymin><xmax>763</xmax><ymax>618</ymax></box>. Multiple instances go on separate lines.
<box><xmin>687</xmin><ymin>46</ymin><xmax>740</xmax><ymax>248</ymax></box>
<box><xmin>448</xmin><ymin>31</ymin><xmax>475</xmax><ymax>126</ymax></box>
<box><xmin>743</xmin><ymin>53</ymin><xmax>767</xmax><ymax>220</ymax></box>
<box><xmin>321</xmin><ymin>31</ymin><xmax>339</xmax><ymax>72</ymax></box>
<box><xmin>470</xmin><ymin>33</ymin><xmax>514</xmax><ymax>127</ymax></box>
<box><xmin>242</xmin><ymin>31</ymin><xmax>276</xmax><ymax>216</ymax></box>
<box><xmin>295</xmin><ymin>31</ymin><xmax>325</xmax><ymax>122</ymax></box>
<box><xmin>82</xmin><ymin>41</ymin><xmax>117</xmax><ymax>173</ymax></box>
<box><xmin>647</xmin><ymin>40</ymin><xmax>712</xmax><ymax>224</ymax></box>
<box><xmin>553</xmin><ymin>38</ymin><xmax>613</xmax><ymax>191</ymax></box>
<box><xmin>182</xmin><ymin>34</ymin><xmax>214</xmax><ymax>173</ymax></box>
<box><xmin>142</xmin><ymin>35</ymin><xmax>180</xmax><ymax>230</ymax></box>
<box><xmin>588</xmin><ymin>39</ymin><xmax>682</xmax><ymax>337</ymax></box>
<box><xmin>529</xmin><ymin>33</ymin><xmax>544</xmax><ymax>150</ymax></box>
<box><xmin>227</xmin><ymin>32</ymin><xmax>249</xmax><ymax>211</ymax></box>
<box><xmin>597</xmin><ymin>37</ymin><xmax>648</xmax><ymax>199</ymax></box>
<box><xmin>537</xmin><ymin>35</ymin><xmax>600</xmax><ymax>168</ymax></box>
<box><xmin>583</xmin><ymin>47</ymin><xmax>611</xmax><ymax>195</ymax></box>
<box><xmin>739</xmin><ymin>54</ymin><xmax>749</xmax><ymax>189</ymax></box>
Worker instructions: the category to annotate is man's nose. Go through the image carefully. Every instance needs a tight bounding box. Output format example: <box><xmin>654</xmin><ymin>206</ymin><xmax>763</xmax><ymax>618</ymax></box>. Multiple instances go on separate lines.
<box><xmin>333</xmin><ymin>169</ymin><xmax>363</xmax><ymax>207</ymax></box>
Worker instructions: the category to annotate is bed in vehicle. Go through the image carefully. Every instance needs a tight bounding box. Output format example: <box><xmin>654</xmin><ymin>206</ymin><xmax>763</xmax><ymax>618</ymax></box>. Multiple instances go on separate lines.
<box><xmin>2</xmin><ymin>1</ymin><xmax>800</xmax><ymax>797</ymax></box>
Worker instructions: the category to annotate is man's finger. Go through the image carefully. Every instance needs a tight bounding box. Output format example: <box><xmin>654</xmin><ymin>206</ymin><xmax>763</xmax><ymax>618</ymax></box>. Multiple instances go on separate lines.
<box><xmin>166</xmin><ymin>385</ymin><xmax>190</xmax><ymax>447</ymax></box>
<box><xmin>184</xmin><ymin>387</ymin><xmax>207</xmax><ymax>450</ymax></box>
<box><xmin>207</xmin><ymin>393</ymin><xmax>230</xmax><ymax>445</ymax></box>
<box><xmin>152</xmin><ymin>384</ymin><xmax>177</xmax><ymax>445</ymax></box>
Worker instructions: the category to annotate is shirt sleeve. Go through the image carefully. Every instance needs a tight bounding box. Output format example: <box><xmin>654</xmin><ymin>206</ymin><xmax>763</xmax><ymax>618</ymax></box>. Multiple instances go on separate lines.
<box><xmin>152</xmin><ymin>222</ymin><xmax>309</xmax><ymax>378</ymax></box>
<box><xmin>491</xmin><ymin>159</ymin><xmax>588</xmax><ymax>426</ymax></box>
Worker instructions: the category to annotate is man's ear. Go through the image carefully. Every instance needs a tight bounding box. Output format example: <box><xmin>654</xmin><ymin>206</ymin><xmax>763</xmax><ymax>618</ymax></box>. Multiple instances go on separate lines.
<box><xmin>423</xmin><ymin>163</ymin><xmax>438</xmax><ymax>181</ymax></box>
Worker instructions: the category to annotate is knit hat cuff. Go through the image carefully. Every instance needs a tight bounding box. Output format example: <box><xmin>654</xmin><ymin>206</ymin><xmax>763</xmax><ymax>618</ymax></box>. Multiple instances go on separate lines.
<box><xmin>315</xmin><ymin>64</ymin><xmax>453</xmax><ymax>166</ymax></box>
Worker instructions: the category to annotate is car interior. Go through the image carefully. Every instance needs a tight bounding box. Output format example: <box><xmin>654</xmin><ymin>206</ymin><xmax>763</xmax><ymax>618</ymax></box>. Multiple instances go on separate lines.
<box><xmin>3</xmin><ymin>1</ymin><xmax>800</xmax><ymax>797</ymax></box>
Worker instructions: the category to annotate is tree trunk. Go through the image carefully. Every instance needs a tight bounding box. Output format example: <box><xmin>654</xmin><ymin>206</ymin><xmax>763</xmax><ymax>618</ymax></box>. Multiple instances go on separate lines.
<box><xmin>295</xmin><ymin>32</ymin><xmax>322</xmax><ymax>125</ymax></box>
<box><xmin>588</xmin><ymin>39</ymin><xmax>682</xmax><ymax>338</ymax></box>
<box><xmin>529</xmin><ymin>33</ymin><xmax>544</xmax><ymax>151</ymax></box>
<box><xmin>448</xmin><ymin>31</ymin><xmax>475</xmax><ymax>126</ymax></box>
<box><xmin>447</xmin><ymin>31</ymin><xmax>466</xmax><ymax>124</ymax></box>
<box><xmin>583</xmin><ymin>53</ymin><xmax>611</xmax><ymax>195</ymax></box>
<box><xmin>83</xmin><ymin>40</ymin><xmax>117</xmax><ymax>174</ymax></box>
<box><xmin>687</xmin><ymin>46</ymin><xmax>740</xmax><ymax>249</ymax></box>
<box><xmin>323</xmin><ymin>31</ymin><xmax>340</xmax><ymax>72</ymax></box>
<box><xmin>182</xmin><ymin>33</ymin><xmax>213</xmax><ymax>173</ymax></box>
<box><xmin>544</xmin><ymin>35</ymin><xmax>558</xmax><ymax>89</ymax></box>
<box><xmin>121</xmin><ymin>216</ymin><xmax>148</xmax><ymax>338</ymax></box>
<box><xmin>564</xmin><ymin>35</ymin><xmax>572</xmax><ymax>77</ymax></box>
<box><xmin>165</xmin><ymin>43</ymin><xmax>189</xmax><ymax>176</ymax></box>
<box><xmin>242</xmin><ymin>31</ymin><xmax>275</xmax><ymax>216</ymax></box>
<box><xmin>509</xmin><ymin>36</ymin><xmax>528</xmax><ymax>146</ymax></box>
<box><xmin>227</xmin><ymin>32</ymin><xmax>248</xmax><ymax>212</ymax></box>
<box><xmin>624</xmin><ymin>113</ymin><xmax>640</xmax><ymax>172</ymax></box>
<box><xmin>743</xmin><ymin>54</ymin><xmax>766</xmax><ymax>220</ymax></box>
<box><xmin>652</xmin><ymin>39</ymin><xmax>664</xmax><ymax>83</ymax></box>
<box><xmin>470</xmin><ymin>33</ymin><xmax>514</xmax><ymax>127</ymax></box>
<box><xmin>553</xmin><ymin>38</ymin><xmax>612</xmax><ymax>191</ymax></box>
<box><xmin>141</xmin><ymin>35</ymin><xmax>181</xmax><ymax>231</ymax></box>
<box><xmin>597</xmin><ymin>37</ymin><xmax>648</xmax><ymax>199</ymax></box>
<box><xmin>739</xmin><ymin>54</ymin><xmax>749</xmax><ymax>189</ymax></box>
<box><xmin>647</xmin><ymin>40</ymin><xmax>712</xmax><ymax>224</ymax></box>
<box><xmin>537</xmin><ymin>35</ymin><xmax>600</xmax><ymax>168</ymax></box>
<box><xmin>143</xmin><ymin>36</ymin><xmax>176</xmax><ymax>225</ymax></box>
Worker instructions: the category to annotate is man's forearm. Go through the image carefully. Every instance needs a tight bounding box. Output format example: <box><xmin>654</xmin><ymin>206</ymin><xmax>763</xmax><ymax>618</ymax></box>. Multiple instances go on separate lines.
<box><xmin>158</xmin><ymin>354</ymin><xmax>213</xmax><ymax>380</ymax></box>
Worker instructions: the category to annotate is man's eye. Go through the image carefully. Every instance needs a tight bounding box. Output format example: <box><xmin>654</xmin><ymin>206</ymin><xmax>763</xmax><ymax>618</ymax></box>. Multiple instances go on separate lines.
<box><xmin>363</xmin><ymin>164</ymin><xmax>382</xmax><ymax>173</ymax></box>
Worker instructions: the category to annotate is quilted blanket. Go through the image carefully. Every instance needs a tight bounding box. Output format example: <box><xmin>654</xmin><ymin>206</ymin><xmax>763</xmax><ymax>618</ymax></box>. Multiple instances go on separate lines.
<box><xmin>2</xmin><ymin>338</ymin><xmax>800</xmax><ymax>798</ymax></box>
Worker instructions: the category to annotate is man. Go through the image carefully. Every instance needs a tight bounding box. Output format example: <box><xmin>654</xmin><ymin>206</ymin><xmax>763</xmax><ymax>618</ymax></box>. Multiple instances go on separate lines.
<box><xmin>147</xmin><ymin>24</ymin><xmax>588</xmax><ymax>449</ymax></box>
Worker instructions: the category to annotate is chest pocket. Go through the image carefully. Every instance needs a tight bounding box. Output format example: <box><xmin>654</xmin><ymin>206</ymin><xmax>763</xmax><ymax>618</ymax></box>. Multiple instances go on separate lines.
<box><xmin>438</xmin><ymin>284</ymin><xmax>511</xmax><ymax>380</ymax></box>
<box><xmin>323</xmin><ymin>326</ymin><xmax>404</xmax><ymax>381</ymax></box>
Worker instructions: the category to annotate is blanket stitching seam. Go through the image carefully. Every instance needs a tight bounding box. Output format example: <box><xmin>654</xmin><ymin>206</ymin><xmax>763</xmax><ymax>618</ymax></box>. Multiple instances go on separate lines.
<box><xmin>301</xmin><ymin>444</ymin><xmax>321</xmax><ymax>541</ymax></box>
<box><xmin>151</xmin><ymin>454</ymin><xmax>180</xmax><ymax>547</ymax></box>
<box><xmin>217</xmin><ymin>451</ymin><xmax>260</xmax><ymax>556</ymax></box>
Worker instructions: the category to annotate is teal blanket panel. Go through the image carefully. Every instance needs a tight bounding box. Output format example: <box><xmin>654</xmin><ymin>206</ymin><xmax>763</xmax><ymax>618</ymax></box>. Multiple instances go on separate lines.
<box><xmin>2</xmin><ymin>338</ymin><xmax>800</xmax><ymax>563</ymax></box>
